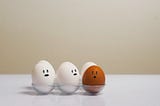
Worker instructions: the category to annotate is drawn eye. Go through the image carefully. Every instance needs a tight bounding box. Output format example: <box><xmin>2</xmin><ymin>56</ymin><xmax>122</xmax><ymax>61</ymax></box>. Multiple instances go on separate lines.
<box><xmin>92</xmin><ymin>71</ymin><xmax>94</xmax><ymax>74</ymax></box>
<box><xmin>96</xmin><ymin>71</ymin><xmax>98</xmax><ymax>74</ymax></box>
<box><xmin>46</xmin><ymin>69</ymin><xmax>49</xmax><ymax>73</ymax></box>
<box><xmin>71</xmin><ymin>70</ymin><xmax>73</xmax><ymax>73</ymax></box>
<box><xmin>74</xmin><ymin>69</ymin><xmax>77</xmax><ymax>72</ymax></box>
<box><xmin>43</xmin><ymin>70</ymin><xmax>45</xmax><ymax>73</ymax></box>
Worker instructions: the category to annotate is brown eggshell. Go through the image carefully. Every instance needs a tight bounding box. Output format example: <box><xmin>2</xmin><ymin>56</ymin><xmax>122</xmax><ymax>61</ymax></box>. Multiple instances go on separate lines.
<box><xmin>82</xmin><ymin>65</ymin><xmax>105</xmax><ymax>85</ymax></box>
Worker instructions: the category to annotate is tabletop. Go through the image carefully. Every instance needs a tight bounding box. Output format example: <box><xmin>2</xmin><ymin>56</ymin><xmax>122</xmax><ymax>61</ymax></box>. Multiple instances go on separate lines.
<box><xmin>0</xmin><ymin>74</ymin><xmax>160</xmax><ymax>106</ymax></box>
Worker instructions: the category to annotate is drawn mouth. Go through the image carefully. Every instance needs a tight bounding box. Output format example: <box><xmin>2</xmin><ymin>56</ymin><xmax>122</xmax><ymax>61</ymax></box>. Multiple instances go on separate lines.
<box><xmin>74</xmin><ymin>73</ymin><xmax>77</xmax><ymax>76</ymax></box>
<box><xmin>93</xmin><ymin>76</ymin><xmax>96</xmax><ymax>78</ymax></box>
<box><xmin>44</xmin><ymin>74</ymin><xmax>49</xmax><ymax>77</ymax></box>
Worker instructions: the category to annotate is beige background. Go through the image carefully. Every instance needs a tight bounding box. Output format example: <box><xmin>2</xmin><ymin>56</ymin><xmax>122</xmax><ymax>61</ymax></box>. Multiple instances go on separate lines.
<box><xmin>0</xmin><ymin>0</ymin><xmax>160</xmax><ymax>74</ymax></box>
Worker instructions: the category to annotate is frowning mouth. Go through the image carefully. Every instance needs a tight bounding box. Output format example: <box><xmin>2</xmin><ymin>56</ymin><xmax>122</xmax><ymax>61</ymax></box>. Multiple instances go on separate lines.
<box><xmin>73</xmin><ymin>73</ymin><xmax>77</xmax><ymax>76</ymax></box>
<box><xmin>44</xmin><ymin>74</ymin><xmax>49</xmax><ymax>77</ymax></box>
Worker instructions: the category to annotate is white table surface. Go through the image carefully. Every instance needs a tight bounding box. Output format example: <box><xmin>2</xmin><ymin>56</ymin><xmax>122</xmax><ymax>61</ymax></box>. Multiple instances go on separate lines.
<box><xmin>0</xmin><ymin>75</ymin><xmax>160</xmax><ymax>106</ymax></box>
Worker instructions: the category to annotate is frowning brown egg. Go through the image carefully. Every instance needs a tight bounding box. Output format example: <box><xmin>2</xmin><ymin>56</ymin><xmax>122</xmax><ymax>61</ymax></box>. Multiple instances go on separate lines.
<box><xmin>82</xmin><ymin>65</ymin><xmax>106</xmax><ymax>93</ymax></box>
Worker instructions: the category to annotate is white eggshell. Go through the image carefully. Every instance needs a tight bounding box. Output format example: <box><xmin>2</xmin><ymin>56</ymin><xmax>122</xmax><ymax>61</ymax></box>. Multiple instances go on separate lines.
<box><xmin>81</xmin><ymin>62</ymin><xmax>97</xmax><ymax>77</ymax></box>
<box><xmin>56</xmin><ymin>62</ymin><xmax>80</xmax><ymax>94</ymax></box>
<box><xmin>32</xmin><ymin>60</ymin><xmax>55</xmax><ymax>94</ymax></box>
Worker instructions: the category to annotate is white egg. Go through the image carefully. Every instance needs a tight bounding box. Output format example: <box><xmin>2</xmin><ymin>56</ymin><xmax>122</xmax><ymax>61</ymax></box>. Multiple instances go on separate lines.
<box><xmin>56</xmin><ymin>62</ymin><xmax>80</xmax><ymax>94</ymax></box>
<box><xmin>32</xmin><ymin>60</ymin><xmax>56</xmax><ymax>94</ymax></box>
<box><xmin>81</xmin><ymin>62</ymin><xmax>97</xmax><ymax>77</ymax></box>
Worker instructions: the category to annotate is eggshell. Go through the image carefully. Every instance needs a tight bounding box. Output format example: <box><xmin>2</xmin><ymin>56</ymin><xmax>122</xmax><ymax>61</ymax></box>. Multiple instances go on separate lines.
<box><xmin>56</xmin><ymin>62</ymin><xmax>80</xmax><ymax>94</ymax></box>
<box><xmin>32</xmin><ymin>60</ymin><xmax>56</xmax><ymax>94</ymax></box>
<box><xmin>81</xmin><ymin>62</ymin><xmax>97</xmax><ymax>77</ymax></box>
<box><xmin>82</xmin><ymin>65</ymin><xmax>106</xmax><ymax>93</ymax></box>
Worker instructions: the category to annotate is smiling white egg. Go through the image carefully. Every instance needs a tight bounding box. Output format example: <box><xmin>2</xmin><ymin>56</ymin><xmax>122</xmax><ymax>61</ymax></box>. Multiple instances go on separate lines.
<box><xmin>56</xmin><ymin>62</ymin><xmax>80</xmax><ymax>94</ymax></box>
<box><xmin>32</xmin><ymin>60</ymin><xmax>56</xmax><ymax>94</ymax></box>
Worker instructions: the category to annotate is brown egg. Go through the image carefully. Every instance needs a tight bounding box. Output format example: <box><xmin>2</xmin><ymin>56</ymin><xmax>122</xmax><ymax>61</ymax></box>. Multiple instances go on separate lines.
<box><xmin>82</xmin><ymin>65</ymin><xmax>106</xmax><ymax>93</ymax></box>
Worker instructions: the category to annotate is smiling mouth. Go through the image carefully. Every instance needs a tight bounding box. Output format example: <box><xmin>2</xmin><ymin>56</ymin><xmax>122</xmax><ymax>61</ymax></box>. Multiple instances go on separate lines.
<box><xmin>73</xmin><ymin>73</ymin><xmax>77</xmax><ymax>76</ymax></box>
<box><xmin>44</xmin><ymin>74</ymin><xmax>49</xmax><ymax>77</ymax></box>
<box><xmin>93</xmin><ymin>76</ymin><xmax>96</xmax><ymax>78</ymax></box>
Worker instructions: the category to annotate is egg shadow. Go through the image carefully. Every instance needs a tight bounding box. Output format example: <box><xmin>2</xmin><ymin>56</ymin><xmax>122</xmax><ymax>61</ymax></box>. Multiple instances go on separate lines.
<box><xmin>20</xmin><ymin>91</ymin><xmax>38</xmax><ymax>96</ymax></box>
<box><xmin>19</xmin><ymin>86</ymin><xmax>46</xmax><ymax>96</ymax></box>
<box><xmin>22</xmin><ymin>86</ymin><xmax>33</xmax><ymax>90</ymax></box>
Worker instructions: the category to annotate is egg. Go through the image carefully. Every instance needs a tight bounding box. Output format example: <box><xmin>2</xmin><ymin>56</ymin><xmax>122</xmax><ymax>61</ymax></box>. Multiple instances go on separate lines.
<box><xmin>56</xmin><ymin>62</ymin><xmax>80</xmax><ymax>94</ymax></box>
<box><xmin>32</xmin><ymin>60</ymin><xmax>56</xmax><ymax>94</ymax></box>
<box><xmin>82</xmin><ymin>65</ymin><xmax>106</xmax><ymax>94</ymax></box>
<box><xmin>81</xmin><ymin>62</ymin><xmax>97</xmax><ymax>77</ymax></box>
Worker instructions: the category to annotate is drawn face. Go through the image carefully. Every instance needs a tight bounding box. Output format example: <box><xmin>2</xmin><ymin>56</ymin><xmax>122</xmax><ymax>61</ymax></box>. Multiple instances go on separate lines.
<box><xmin>91</xmin><ymin>70</ymin><xmax>98</xmax><ymax>78</ymax></box>
<box><xmin>42</xmin><ymin>69</ymin><xmax>49</xmax><ymax>77</ymax></box>
<box><xmin>71</xmin><ymin>69</ymin><xmax>78</xmax><ymax>76</ymax></box>
<box><xmin>82</xmin><ymin>66</ymin><xmax>105</xmax><ymax>85</ymax></box>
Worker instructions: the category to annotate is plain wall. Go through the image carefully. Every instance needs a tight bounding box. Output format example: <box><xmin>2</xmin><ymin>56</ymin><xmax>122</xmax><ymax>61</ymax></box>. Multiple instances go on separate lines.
<box><xmin>0</xmin><ymin>0</ymin><xmax>160</xmax><ymax>74</ymax></box>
